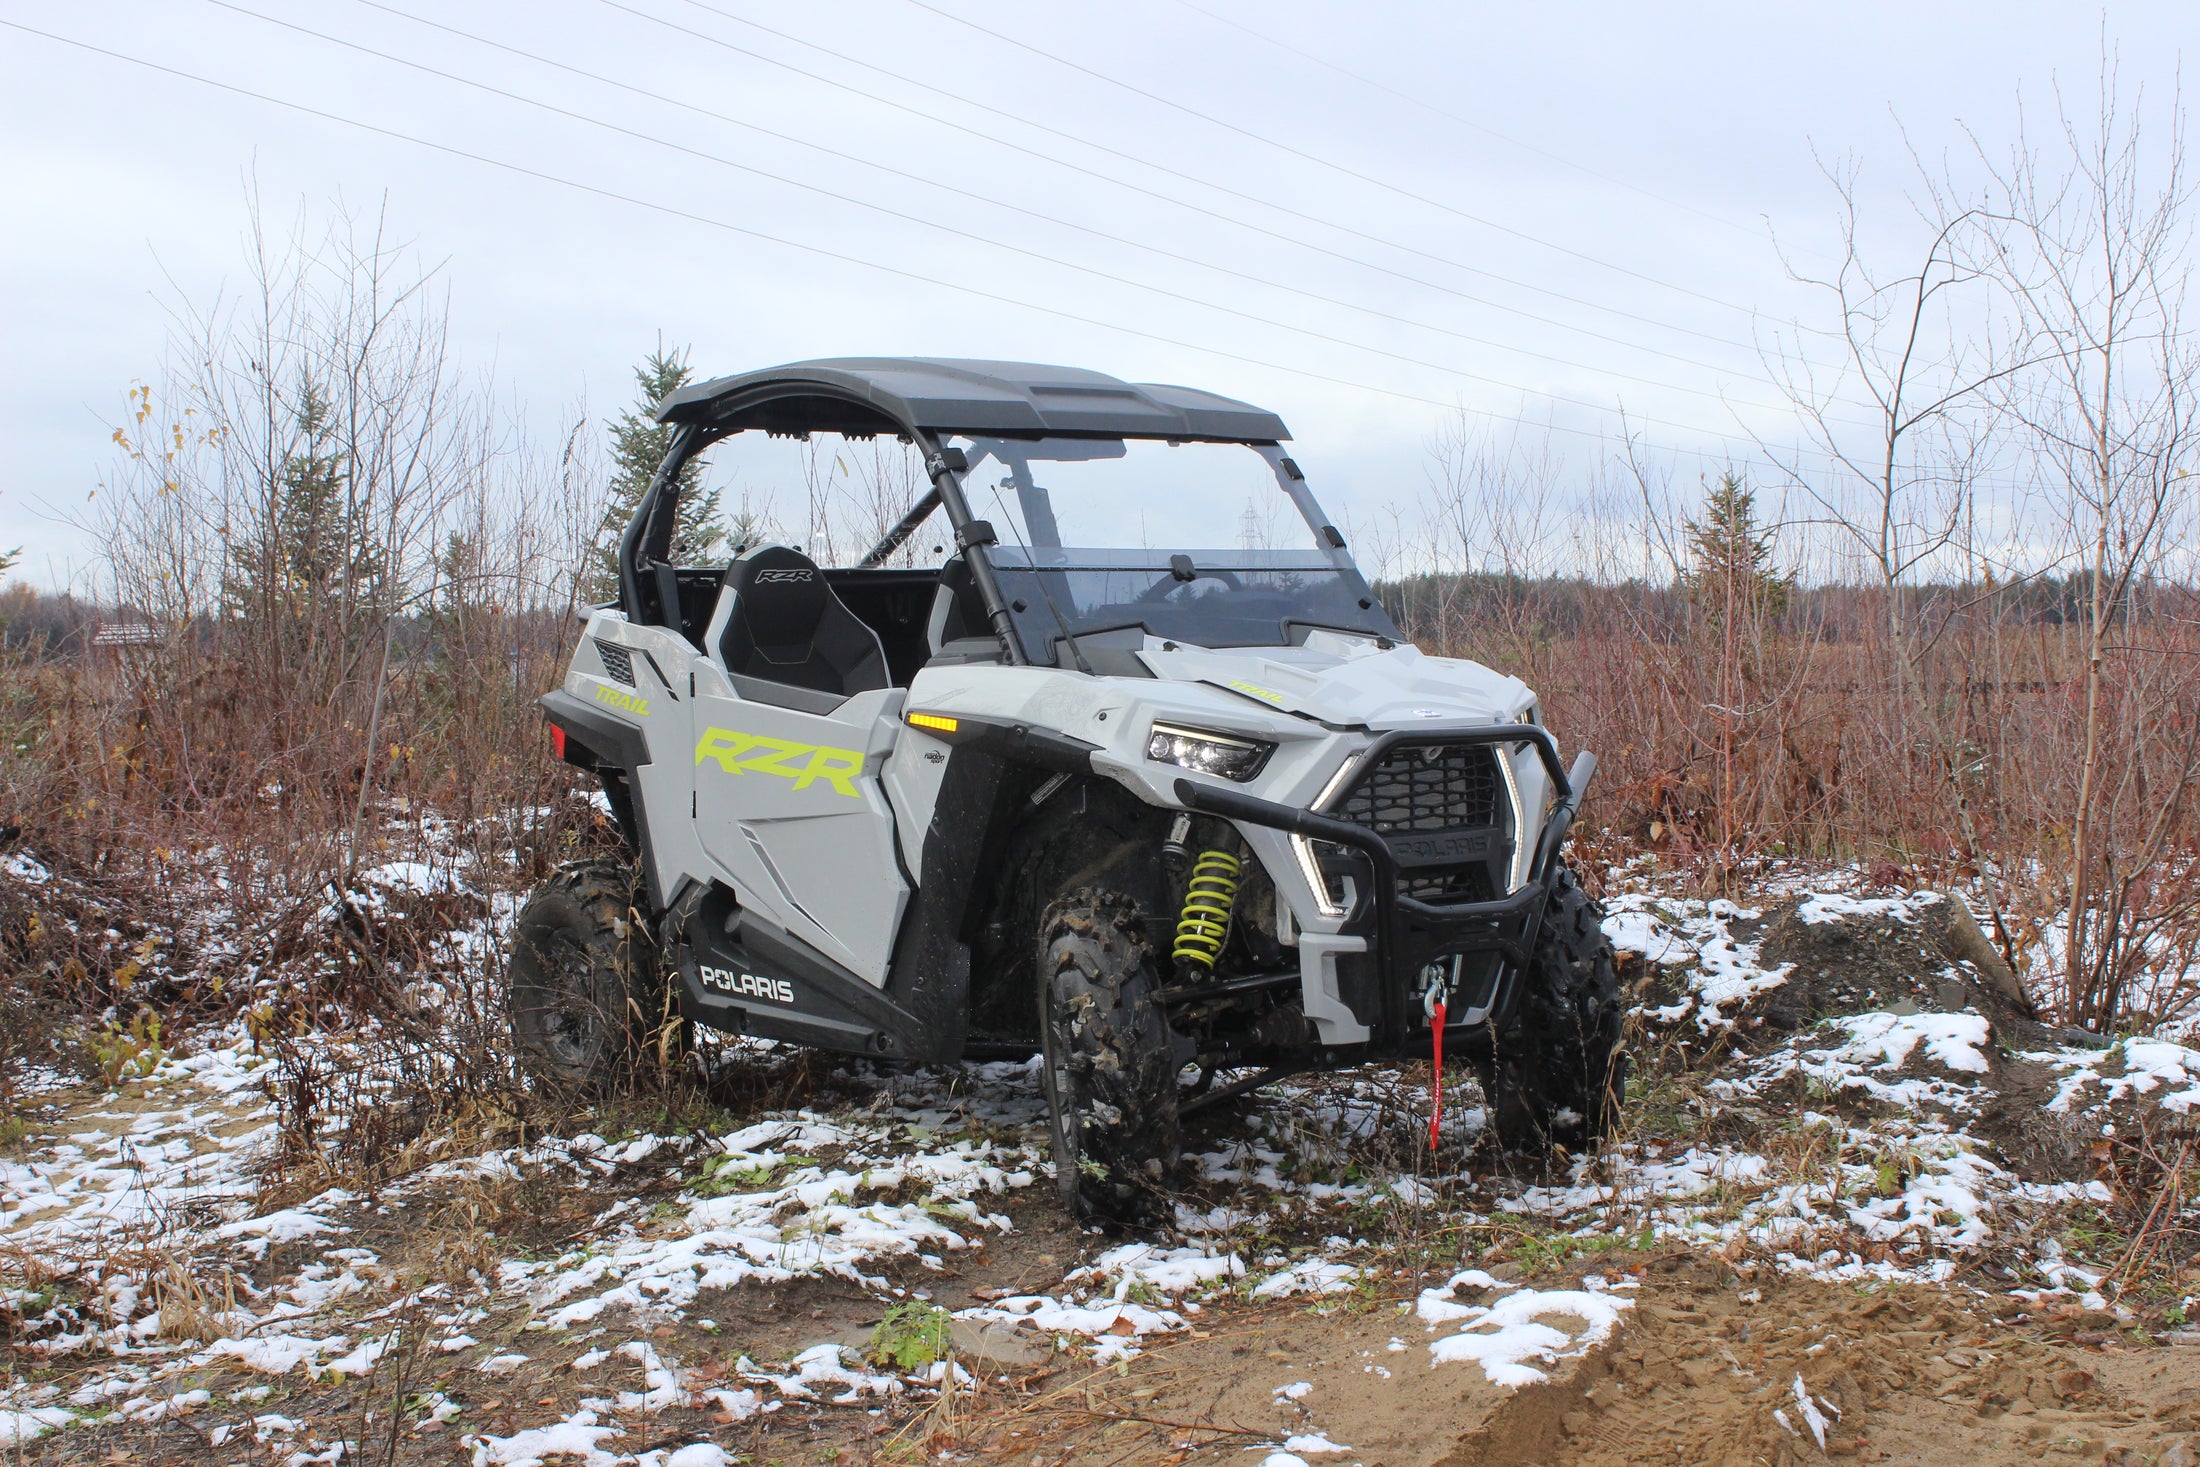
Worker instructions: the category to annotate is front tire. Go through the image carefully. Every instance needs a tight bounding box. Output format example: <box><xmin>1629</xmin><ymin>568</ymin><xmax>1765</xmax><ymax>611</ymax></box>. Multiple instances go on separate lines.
<box><xmin>507</xmin><ymin>858</ymin><xmax>662</xmax><ymax>1094</ymax></box>
<box><xmin>1480</xmin><ymin>864</ymin><xmax>1625</xmax><ymax>1152</ymax></box>
<box><xmin>1037</xmin><ymin>890</ymin><xmax>1180</xmax><ymax>1227</ymax></box>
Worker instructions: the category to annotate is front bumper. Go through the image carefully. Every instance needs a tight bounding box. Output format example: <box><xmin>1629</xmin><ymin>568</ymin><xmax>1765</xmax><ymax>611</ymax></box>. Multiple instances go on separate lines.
<box><xmin>1174</xmin><ymin>723</ymin><xmax>1595</xmax><ymax>1057</ymax></box>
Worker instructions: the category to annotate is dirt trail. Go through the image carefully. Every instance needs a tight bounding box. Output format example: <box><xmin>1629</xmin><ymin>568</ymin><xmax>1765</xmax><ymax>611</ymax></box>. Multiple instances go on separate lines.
<box><xmin>1445</xmin><ymin>1256</ymin><xmax>2199</xmax><ymax>1467</ymax></box>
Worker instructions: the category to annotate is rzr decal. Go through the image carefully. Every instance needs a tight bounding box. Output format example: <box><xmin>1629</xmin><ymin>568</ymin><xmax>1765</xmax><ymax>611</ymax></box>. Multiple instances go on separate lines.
<box><xmin>695</xmin><ymin>727</ymin><xmax>864</xmax><ymax>797</ymax></box>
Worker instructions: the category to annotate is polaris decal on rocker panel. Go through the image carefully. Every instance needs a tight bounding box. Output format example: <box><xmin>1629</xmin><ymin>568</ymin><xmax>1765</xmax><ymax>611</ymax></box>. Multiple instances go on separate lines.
<box><xmin>698</xmin><ymin>965</ymin><xmax>796</xmax><ymax>1004</ymax></box>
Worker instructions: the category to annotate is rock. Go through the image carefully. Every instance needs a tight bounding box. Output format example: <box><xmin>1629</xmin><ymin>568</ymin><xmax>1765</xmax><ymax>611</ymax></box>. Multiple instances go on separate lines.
<box><xmin>1934</xmin><ymin>897</ymin><xmax>2032</xmax><ymax>1015</ymax></box>
<box><xmin>949</xmin><ymin>1318</ymin><xmax>1045</xmax><ymax>1368</ymax></box>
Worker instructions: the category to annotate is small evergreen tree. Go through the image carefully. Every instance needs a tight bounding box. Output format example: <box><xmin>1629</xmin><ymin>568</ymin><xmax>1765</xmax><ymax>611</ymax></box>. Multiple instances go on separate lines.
<box><xmin>223</xmin><ymin>379</ymin><xmax>389</xmax><ymax>622</ymax></box>
<box><xmin>585</xmin><ymin>348</ymin><xmax>721</xmax><ymax>602</ymax></box>
<box><xmin>1682</xmin><ymin>471</ymin><xmax>1791</xmax><ymax>619</ymax></box>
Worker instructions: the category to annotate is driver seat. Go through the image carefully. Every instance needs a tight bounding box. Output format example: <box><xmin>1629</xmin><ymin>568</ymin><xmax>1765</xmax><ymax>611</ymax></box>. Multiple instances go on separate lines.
<box><xmin>716</xmin><ymin>546</ymin><xmax>889</xmax><ymax>700</ymax></box>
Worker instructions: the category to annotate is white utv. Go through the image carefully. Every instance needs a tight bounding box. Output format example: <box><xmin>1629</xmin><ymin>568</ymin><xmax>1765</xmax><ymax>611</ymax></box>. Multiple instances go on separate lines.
<box><xmin>512</xmin><ymin>358</ymin><xmax>1624</xmax><ymax>1224</ymax></box>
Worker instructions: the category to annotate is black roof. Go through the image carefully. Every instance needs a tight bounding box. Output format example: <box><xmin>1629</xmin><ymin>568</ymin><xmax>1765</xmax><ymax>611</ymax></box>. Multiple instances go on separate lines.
<box><xmin>655</xmin><ymin>357</ymin><xmax>1290</xmax><ymax>442</ymax></box>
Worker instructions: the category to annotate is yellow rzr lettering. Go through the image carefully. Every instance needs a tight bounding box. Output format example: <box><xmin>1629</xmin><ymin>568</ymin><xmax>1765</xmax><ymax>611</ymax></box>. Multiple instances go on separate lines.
<box><xmin>594</xmin><ymin>683</ymin><xmax>650</xmax><ymax>717</ymax></box>
<box><xmin>695</xmin><ymin>727</ymin><xmax>865</xmax><ymax>797</ymax></box>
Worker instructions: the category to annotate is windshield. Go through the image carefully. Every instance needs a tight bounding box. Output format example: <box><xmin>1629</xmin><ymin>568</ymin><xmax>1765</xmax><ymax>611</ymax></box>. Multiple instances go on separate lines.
<box><xmin>948</xmin><ymin>437</ymin><xmax>1394</xmax><ymax>662</ymax></box>
<box><xmin>988</xmin><ymin>547</ymin><xmax>1394</xmax><ymax>661</ymax></box>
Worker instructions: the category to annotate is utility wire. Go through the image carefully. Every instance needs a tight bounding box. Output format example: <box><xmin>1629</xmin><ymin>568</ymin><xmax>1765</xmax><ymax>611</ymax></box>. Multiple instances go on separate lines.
<box><xmin>629</xmin><ymin>0</ymin><xmax>1834</xmax><ymax>369</ymax></box>
<box><xmin>900</xmin><ymin>0</ymin><xmax>1832</xmax><ymax>330</ymax></box>
<box><xmin>1171</xmin><ymin>0</ymin><xmax>1792</xmax><ymax>248</ymax></box>
<box><xmin>321</xmin><ymin>0</ymin><xmax>1870</xmax><ymax>430</ymax></box>
<box><xmin>3</xmin><ymin>14</ymin><xmax>1777</xmax><ymax>460</ymax></box>
<box><xmin>207</xmin><ymin>0</ymin><xmax>1786</xmax><ymax>441</ymax></box>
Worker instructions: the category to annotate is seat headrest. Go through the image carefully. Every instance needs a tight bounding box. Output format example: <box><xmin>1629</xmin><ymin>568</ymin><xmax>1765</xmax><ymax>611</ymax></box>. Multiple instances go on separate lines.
<box><xmin>728</xmin><ymin>545</ymin><xmax>829</xmax><ymax>654</ymax></box>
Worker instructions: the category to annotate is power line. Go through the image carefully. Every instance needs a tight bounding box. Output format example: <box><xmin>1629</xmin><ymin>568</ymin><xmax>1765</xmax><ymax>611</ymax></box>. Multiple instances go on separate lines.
<box><xmin>1171</xmin><ymin>0</ymin><xmax>1793</xmax><ymax>249</ymax></box>
<box><xmin>318</xmin><ymin>0</ymin><xmax>1868</xmax><ymax>431</ymax></box>
<box><xmin>208</xmin><ymin>0</ymin><xmax>1796</xmax><ymax>442</ymax></box>
<box><xmin>899</xmin><ymin>0</ymin><xmax>1834</xmax><ymax>330</ymax></box>
<box><xmin>634</xmin><ymin>0</ymin><xmax>1837</xmax><ymax>369</ymax></box>
<box><xmin>3</xmin><ymin>14</ymin><xmax>1783</xmax><ymax>462</ymax></box>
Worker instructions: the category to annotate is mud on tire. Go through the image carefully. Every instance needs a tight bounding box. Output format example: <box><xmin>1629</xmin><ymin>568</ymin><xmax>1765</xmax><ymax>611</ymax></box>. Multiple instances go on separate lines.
<box><xmin>507</xmin><ymin>857</ymin><xmax>665</xmax><ymax>1094</ymax></box>
<box><xmin>1480</xmin><ymin>864</ymin><xmax>1625</xmax><ymax>1152</ymax></box>
<box><xmin>1037</xmin><ymin>889</ymin><xmax>1180</xmax><ymax>1226</ymax></box>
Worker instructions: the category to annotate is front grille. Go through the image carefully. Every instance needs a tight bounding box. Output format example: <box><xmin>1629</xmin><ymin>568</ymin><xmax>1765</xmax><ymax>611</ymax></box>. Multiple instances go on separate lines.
<box><xmin>1320</xmin><ymin>742</ymin><xmax>1511</xmax><ymax>909</ymax></box>
<box><xmin>1401</xmin><ymin>864</ymin><xmax>1497</xmax><ymax>903</ymax></box>
<box><xmin>1336</xmin><ymin>744</ymin><xmax>1502</xmax><ymax>833</ymax></box>
<box><xmin>595</xmin><ymin>639</ymin><xmax>637</xmax><ymax>687</ymax></box>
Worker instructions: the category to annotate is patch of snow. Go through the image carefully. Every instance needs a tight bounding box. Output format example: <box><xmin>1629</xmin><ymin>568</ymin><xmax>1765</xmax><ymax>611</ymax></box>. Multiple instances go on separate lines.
<box><xmin>1831</xmin><ymin>1012</ymin><xmax>1994</xmax><ymax>1075</ymax></box>
<box><xmin>0</xmin><ymin>1407</ymin><xmax>74</xmax><ymax>1446</ymax></box>
<box><xmin>1797</xmin><ymin>891</ymin><xmax>1934</xmax><ymax>925</ymax></box>
<box><xmin>1792</xmin><ymin>1374</ymin><xmax>1832</xmax><ymax>1448</ymax></box>
<box><xmin>1425</xmin><ymin>1285</ymin><xmax>1632</xmax><ymax>1387</ymax></box>
<box><xmin>747</xmin><ymin>1344</ymin><xmax>902</xmax><ymax>1404</ymax></box>
<box><xmin>2046</xmin><ymin>1038</ymin><xmax>2200</xmax><ymax>1115</ymax></box>
<box><xmin>465</xmin><ymin>1407</ymin><xmax>621</xmax><ymax>1466</ymax></box>
<box><xmin>1252</xmin><ymin>1260</ymin><xmax>1358</xmax><ymax>1299</ymax></box>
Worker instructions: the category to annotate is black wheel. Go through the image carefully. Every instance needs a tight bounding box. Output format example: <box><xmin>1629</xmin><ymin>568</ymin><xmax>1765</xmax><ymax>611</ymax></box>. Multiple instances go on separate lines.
<box><xmin>1479</xmin><ymin>864</ymin><xmax>1625</xmax><ymax>1152</ymax></box>
<box><xmin>507</xmin><ymin>857</ymin><xmax>664</xmax><ymax>1093</ymax></box>
<box><xmin>1036</xmin><ymin>890</ymin><xmax>1181</xmax><ymax>1227</ymax></box>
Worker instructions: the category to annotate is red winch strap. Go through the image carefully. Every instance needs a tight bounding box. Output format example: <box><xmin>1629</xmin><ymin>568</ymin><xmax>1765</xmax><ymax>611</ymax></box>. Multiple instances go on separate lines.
<box><xmin>1428</xmin><ymin>1000</ymin><xmax>1447</xmax><ymax>1152</ymax></box>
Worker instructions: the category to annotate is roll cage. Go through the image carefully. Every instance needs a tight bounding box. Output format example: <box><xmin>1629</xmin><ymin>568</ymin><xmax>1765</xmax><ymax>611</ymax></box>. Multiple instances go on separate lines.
<box><xmin>616</xmin><ymin>358</ymin><xmax>1366</xmax><ymax>666</ymax></box>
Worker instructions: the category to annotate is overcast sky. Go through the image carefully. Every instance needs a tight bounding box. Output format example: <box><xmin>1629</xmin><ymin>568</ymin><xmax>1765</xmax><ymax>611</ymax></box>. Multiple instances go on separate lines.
<box><xmin>1</xmin><ymin>0</ymin><xmax>2190</xmax><ymax>586</ymax></box>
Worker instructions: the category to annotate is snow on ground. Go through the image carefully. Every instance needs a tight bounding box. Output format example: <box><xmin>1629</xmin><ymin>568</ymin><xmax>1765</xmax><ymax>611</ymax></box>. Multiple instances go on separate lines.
<box><xmin>1418</xmin><ymin>1270</ymin><xmax>1634</xmax><ymax>1386</ymax></box>
<box><xmin>6</xmin><ymin>861</ymin><xmax>2199</xmax><ymax>1453</ymax></box>
<box><xmin>2043</xmin><ymin>1036</ymin><xmax>2200</xmax><ymax>1114</ymax></box>
<box><xmin>1600</xmin><ymin>892</ymin><xmax>1796</xmax><ymax>1031</ymax></box>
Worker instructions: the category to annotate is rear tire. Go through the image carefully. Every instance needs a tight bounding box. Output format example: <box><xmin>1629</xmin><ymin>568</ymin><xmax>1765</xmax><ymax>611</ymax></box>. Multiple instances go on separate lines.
<box><xmin>1037</xmin><ymin>890</ymin><xmax>1180</xmax><ymax>1227</ymax></box>
<box><xmin>507</xmin><ymin>857</ymin><xmax>663</xmax><ymax>1094</ymax></box>
<box><xmin>1479</xmin><ymin>864</ymin><xmax>1625</xmax><ymax>1152</ymax></box>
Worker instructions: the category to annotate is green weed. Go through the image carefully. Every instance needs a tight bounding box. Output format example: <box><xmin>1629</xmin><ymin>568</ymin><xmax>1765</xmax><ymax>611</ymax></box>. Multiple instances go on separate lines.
<box><xmin>868</xmin><ymin>1301</ymin><xmax>952</xmax><ymax>1371</ymax></box>
<box><xmin>87</xmin><ymin>1011</ymin><xmax>163</xmax><ymax>1087</ymax></box>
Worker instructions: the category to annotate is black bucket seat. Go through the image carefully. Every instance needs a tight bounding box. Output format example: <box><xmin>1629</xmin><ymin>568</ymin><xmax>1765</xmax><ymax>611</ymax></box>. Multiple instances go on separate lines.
<box><xmin>718</xmin><ymin>546</ymin><xmax>889</xmax><ymax>700</ymax></box>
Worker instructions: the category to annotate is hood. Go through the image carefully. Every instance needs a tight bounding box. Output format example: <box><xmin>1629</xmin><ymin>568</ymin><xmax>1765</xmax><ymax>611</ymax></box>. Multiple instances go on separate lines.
<box><xmin>1135</xmin><ymin>630</ymin><xmax>1532</xmax><ymax>730</ymax></box>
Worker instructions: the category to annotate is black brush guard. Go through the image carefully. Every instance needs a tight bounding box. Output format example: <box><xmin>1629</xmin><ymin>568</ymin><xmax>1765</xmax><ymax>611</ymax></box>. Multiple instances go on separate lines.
<box><xmin>1173</xmin><ymin>723</ymin><xmax>1595</xmax><ymax>1055</ymax></box>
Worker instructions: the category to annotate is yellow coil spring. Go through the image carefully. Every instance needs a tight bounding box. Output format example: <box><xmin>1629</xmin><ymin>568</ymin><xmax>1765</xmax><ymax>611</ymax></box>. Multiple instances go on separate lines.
<box><xmin>1172</xmin><ymin>849</ymin><xmax>1242</xmax><ymax>969</ymax></box>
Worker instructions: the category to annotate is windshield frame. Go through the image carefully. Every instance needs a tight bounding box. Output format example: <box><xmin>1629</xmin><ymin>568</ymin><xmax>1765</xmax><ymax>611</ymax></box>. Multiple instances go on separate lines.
<box><xmin>625</xmin><ymin>390</ymin><xmax>1372</xmax><ymax>668</ymax></box>
<box><xmin>942</xmin><ymin>435</ymin><xmax>1372</xmax><ymax>665</ymax></box>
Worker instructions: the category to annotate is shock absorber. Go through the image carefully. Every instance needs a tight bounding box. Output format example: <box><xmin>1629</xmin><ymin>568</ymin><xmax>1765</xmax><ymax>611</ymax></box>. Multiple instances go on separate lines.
<box><xmin>1172</xmin><ymin>847</ymin><xmax>1242</xmax><ymax>971</ymax></box>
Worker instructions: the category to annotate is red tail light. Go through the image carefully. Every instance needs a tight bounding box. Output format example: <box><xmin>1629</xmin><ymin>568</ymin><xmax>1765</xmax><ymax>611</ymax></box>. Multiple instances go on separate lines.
<box><xmin>550</xmin><ymin>723</ymin><xmax>567</xmax><ymax>761</ymax></box>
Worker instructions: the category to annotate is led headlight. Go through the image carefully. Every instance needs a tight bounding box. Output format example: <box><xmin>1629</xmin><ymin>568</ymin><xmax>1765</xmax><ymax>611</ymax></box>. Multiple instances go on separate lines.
<box><xmin>1146</xmin><ymin>722</ymin><xmax>1275</xmax><ymax>782</ymax></box>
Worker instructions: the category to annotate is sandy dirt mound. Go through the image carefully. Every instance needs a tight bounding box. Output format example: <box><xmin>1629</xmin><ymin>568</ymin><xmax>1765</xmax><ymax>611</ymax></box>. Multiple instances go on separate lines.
<box><xmin>1450</xmin><ymin>1255</ymin><xmax>2199</xmax><ymax>1467</ymax></box>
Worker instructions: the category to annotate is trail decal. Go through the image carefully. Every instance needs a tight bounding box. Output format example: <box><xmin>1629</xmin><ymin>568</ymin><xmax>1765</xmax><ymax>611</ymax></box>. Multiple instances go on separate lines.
<box><xmin>695</xmin><ymin>727</ymin><xmax>865</xmax><ymax>797</ymax></box>
<box><xmin>594</xmin><ymin>683</ymin><xmax>649</xmax><ymax>717</ymax></box>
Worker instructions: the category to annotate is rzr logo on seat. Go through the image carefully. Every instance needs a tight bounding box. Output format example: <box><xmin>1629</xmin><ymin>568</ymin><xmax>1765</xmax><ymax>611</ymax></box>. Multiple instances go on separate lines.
<box><xmin>754</xmin><ymin>568</ymin><xmax>814</xmax><ymax>583</ymax></box>
<box><xmin>695</xmin><ymin>728</ymin><xmax>864</xmax><ymax>796</ymax></box>
<box><xmin>698</xmin><ymin>964</ymin><xmax>795</xmax><ymax>1004</ymax></box>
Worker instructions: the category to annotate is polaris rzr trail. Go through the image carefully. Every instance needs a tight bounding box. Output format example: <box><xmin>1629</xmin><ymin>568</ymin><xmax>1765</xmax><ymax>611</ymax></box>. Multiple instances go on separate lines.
<box><xmin>513</xmin><ymin>358</ymin><xmax>1624</xmax><ymax>1223</ymax></box>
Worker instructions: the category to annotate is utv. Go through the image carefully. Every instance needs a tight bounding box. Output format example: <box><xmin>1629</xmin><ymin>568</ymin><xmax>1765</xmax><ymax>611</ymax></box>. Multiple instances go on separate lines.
<box><xmin>513</xmin><ymin>358</ymin><xmax>1623</xmax><ymax>1224</ymax></box>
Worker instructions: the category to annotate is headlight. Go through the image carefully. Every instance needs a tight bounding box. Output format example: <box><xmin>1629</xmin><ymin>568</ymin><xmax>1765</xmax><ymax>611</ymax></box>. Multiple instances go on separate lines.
<box><xmin>1146</xmin><ymin>722</ymin><xmax>1275</xmax><ymax>782</ymax></box>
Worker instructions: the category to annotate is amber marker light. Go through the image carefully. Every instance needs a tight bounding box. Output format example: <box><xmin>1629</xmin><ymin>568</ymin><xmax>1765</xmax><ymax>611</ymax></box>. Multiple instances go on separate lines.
<box><xmin>907</xmin><ymin>712</ymin><xmax>959</xmax><ymax>734</ymax></box>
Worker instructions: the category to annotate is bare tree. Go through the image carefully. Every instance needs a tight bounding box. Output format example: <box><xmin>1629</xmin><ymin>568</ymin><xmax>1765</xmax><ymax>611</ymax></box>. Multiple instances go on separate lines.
<box><xmin>1763</xmin><ymin>150</ymin><xmax>2030</xmax><ymax>963</ymax></box>
<box><xmin>86</xmin><ymin>191</ymin><xmax>597</xmax><ymax>903</ymax></box>
<box><xmin>1970</xmin><ymin>70</ymin><xmax>2200</xmax><ymax>1025</ymax></box>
